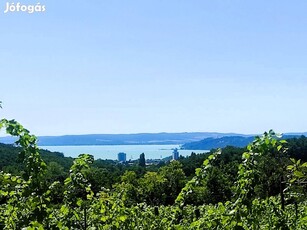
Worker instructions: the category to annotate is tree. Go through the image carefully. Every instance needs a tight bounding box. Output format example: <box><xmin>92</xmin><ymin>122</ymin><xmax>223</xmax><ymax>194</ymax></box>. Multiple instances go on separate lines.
<box><xmin>113</xmin><ymin>171</ymin><xmax>141</xmax><ymax>205</ymax></box>
<box><xmin>139</xmin><ymin>152</ymin><xmax>146</xmax><ymax>167</ymax></box>
<box><xmin>139</xmin><ymin>172</ymin><xmax>166</xmax><ymax>205</ymax></box>
<box><xmin>46</xmin><ymin>161</ymin><xmax>65</xmax><ymax>182</ymax></box>
<box><xmin>159</xmin><ymin>161</ymin><xmax>186</xmax><ymax>204</ymax></box>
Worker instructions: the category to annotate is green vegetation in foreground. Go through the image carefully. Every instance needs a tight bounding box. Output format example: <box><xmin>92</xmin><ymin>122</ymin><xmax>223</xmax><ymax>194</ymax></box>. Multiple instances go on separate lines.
<box><xmin>0</xmin><ymin>118</ymin><xmax>307</xmax><ymax>229</ymax></box>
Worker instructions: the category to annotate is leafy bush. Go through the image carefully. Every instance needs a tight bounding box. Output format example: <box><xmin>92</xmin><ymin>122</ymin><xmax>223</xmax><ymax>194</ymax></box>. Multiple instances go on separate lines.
<box><xmin>0</xmin><ymin>118</ymin><xmax>306</xmax><ymax>229</ymax></box>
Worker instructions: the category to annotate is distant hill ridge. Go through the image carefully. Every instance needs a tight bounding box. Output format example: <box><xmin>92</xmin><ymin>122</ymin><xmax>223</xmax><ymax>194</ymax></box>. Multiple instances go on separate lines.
<box><xmin>181</xmin><ymin>134</ymin><xmax>307</xmax><ymax>150</ymax></box>
<box><xmin>181</xmin><ymin>136</ymin><xmax>255</xmax><ymax>150</ymax></box>
<box><xmin>0</xmin><ymin>132</ymin><xmax>305</xmax><ymax>147</ymax></box>
<box><xmin>0</xmin><ymin>132</ymin><xmax>250</xmax><ymax>146</ymax></box>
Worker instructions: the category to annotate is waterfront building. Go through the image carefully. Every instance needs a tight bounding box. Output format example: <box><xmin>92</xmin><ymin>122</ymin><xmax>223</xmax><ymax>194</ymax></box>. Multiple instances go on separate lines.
<box><xmin>118</xmin><ymin>152</ymin><xmax>126</xmax><ymax>162</ymax></box>
<box><xmin>172</xmin><ymin>148</ymin><xmax>179</xmax><ymax>160</ymax></box>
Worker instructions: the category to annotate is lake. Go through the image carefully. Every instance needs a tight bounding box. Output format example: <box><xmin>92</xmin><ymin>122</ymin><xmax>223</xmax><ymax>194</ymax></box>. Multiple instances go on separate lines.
<box><xmin>39</xmin><ymin>145</ymin><xmax>209</xmax><ymax>160</ymax></box>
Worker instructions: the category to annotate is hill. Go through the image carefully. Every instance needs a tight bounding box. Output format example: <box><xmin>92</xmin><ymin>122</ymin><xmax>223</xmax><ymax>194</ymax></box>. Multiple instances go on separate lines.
<box><xmin>181</xmin><ymin>134</ymin><xmax>307</xmax><ymax>150</ymax></box>
<box><xmin>0</xmin><ymin>132</ymin><xmax>249</xmax><ymax>146</ymax></box>
<box><xmin>1</xmin><ymin>132</ymin><xmax>306</xmax><ymax>147</ymax></box>
<box><xmin>181</xmin><ymin>136</ymin><xmax>255</xmax><ymax>150</ymax></box>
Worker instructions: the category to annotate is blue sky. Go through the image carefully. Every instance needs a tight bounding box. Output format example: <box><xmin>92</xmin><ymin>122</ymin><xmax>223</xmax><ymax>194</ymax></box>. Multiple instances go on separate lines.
<box><xmin>1</xmin><ymin>0</ymin><xmax>307</xmax><ymax>135</ymax></box>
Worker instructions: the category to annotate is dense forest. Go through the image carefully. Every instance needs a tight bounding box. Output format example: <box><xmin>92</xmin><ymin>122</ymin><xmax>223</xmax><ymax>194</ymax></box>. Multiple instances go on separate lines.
<box><xmin>0</xmin><ymin>118</ymin><xmax>307</xmax><ymax>229</ymax></box>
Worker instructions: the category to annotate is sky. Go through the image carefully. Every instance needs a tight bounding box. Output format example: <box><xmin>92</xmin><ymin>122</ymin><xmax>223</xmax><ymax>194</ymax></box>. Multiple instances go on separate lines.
<box><xmin>0</xmin><ymin>0</ymin><xmax>307</xmax><ymax>135</ymax></box>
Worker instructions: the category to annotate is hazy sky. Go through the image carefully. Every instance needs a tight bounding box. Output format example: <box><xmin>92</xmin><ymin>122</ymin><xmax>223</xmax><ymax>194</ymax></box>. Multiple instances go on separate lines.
<box><xmin>1</xmin><ymin>0</ymin><xmax>307</xmax><ymax>135</ymax></box>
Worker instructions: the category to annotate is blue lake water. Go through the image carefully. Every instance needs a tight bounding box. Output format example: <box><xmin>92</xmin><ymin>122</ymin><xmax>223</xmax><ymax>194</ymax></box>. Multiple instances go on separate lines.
<box><xmin>39</xmin><ymin>145</ymin><xmax>209</xmax><ymax>160</ymax></box>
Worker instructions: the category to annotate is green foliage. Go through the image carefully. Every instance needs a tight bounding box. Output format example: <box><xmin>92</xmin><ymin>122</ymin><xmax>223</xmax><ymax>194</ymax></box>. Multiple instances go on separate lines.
<box><xmin>285</xmin><ymin>158</ymin><xmax>307</xmax><ymax>204</ymax></box>
<box><xmin>175</xmin><ymin>149</ymin><xmax>222</xmax><ymax>207</ymax></box>
<box><xmin>139</xmin><ymin>171</ymin><xmax>167</xmax><ymax>205</ymax></box>
<box><xmin>1</xmin><ymin>119</ymin><xmax>47</xmax><ymax>182</ymax></box>
<box><xmin>0</xmin><ymin>119</ymin><xmax>49</xmax><ymax>229</ymax></box>
<box><xmin>230</xmin><ymin>130</ymin><xmax>291</xmax><ymax>228</ymax></box>
<box><xmin>287</xmin><ymin>135</ymin><xmax>307</xmax><ymax>162</ymax></box>
<box><xmin>159</xmin><ymin>161</ymin><xmax>187</xmax><ymax>204</ymax></box>
<box><xmin>0</xmin><ymin>117</ymin><xmax>307</xmax><ymax>229</ymax></box>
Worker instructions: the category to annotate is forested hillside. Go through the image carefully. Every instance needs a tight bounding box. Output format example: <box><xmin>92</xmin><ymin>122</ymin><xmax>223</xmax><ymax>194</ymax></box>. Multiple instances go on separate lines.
<box><xmin>181</xmin><ymin>136</ymin><xmax>255</xmax><ymax>149</ymax></box>
<box><xmin>182</xmin><ymin>134</ymin><xmax>307</xmax><ymax>151</ymax></box>
<box><xmin>0</xmin><ymin>119</ymin><xmax>307</xmax><ymax>229</ymax></box>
